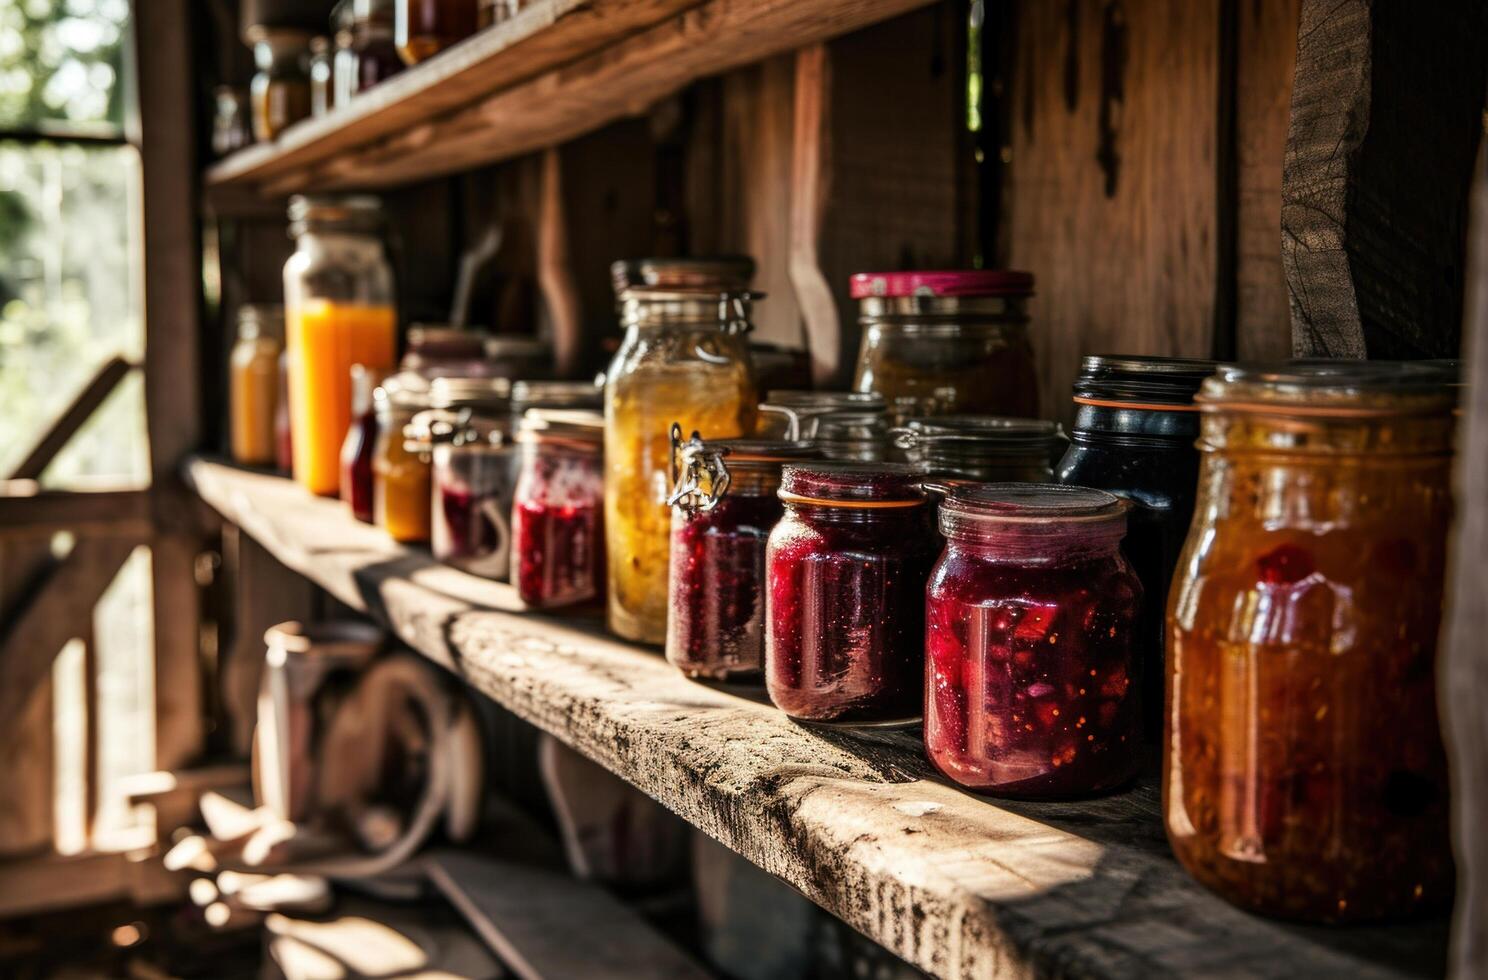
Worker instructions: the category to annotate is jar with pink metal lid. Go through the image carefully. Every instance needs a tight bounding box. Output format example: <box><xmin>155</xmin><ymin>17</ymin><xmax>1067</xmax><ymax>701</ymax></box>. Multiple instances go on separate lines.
<box><xmin>851</xmin><ymin>270</ymin><xmax>1039</xmax><ymax>426</ymax></box>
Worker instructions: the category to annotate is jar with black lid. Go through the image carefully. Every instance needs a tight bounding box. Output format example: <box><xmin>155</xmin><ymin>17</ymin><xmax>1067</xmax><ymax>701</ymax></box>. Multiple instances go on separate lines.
<box><xmin>1054</xmin><ymin>354</ymin><xmax>1217</xmax><ymax>739</ymax></box>
<box><xmin>896</xmin><ymin>416</ymin><xmax>1063</xmax><ymax>482</ymax></box>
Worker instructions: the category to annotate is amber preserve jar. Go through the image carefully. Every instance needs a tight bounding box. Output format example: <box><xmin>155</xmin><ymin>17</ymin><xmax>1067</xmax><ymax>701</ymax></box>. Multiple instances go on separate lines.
<box><xmin>1166</xmin><ymin>362</ymin><xmax>1457</xmax><ymax>923</ymax></box>
<box><xmin>851</xmin><ymin>270</ymin><xmax>1038</xmax><ymax>425</ymax></box>
<box><xmin>603</xmin><ymin>258</ymin><xmax>758</xmax><ymax>644</ymax></box>
<box><xmin>666</xmin><ymin>429</ymin><xmax>815</xmax><ymax>682</ymax></box>
<box><xmin>765</xmin><ymin>462</ymin><xmax>936</xmax><ymax>724</ymax></box>
<box><xmin>927</xmin><ymin>485</ymin><xmax>1142</xmax><ymax>798</ymax></box>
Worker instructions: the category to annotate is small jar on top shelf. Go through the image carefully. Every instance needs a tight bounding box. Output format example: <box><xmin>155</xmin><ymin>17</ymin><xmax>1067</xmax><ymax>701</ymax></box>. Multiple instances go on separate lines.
<box><xmin>852</xmin><ymin>270</ymin><xmax>1038</xmax><ymax>426</ymax></box>
<box><xmin>396</xmin><ymin>0</ymin><xmax>478</xmax><ymax>64</ymax></box>
<box><xmin>247</xmin><ymin>26</ymin><xmax>312</xmax><ymax>141</ymax></box>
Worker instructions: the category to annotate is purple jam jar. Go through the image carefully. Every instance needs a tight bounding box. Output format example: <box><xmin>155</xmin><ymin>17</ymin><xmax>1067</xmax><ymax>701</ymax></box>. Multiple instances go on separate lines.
<box><xmin>666</xmin><ymin>430</ymin><xmax>816</xmax><ymax>681</ymax></box>
<box><xmin>765</xmin><ymin>462</ymin><xmax>936</xmax><ymax>724</ymax></box>
<box><xmin>926</xmin><ymin>483</ymin><xmax>1142</xmax><ymax>798</ymax></box>
<box><xmin>511</xmin><ymin>409</ymin><xmax>605</xmax><ymax>608</ymax></box>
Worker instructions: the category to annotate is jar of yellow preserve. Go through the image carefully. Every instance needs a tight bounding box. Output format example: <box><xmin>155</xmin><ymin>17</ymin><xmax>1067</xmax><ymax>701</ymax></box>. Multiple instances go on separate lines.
<box><xmin>604</xmin><ymin>258</ymin><xmax>759</xmax><ymax>643</ymax></box>
<box><xmin>283</xmin><ymin>195</ymin><xmax>397</xmax><ymax>496</ymax></box>
<box><xmin>372</xmin><ymin>377</ymin><xmax>432</xmax><ymax>543</ymax></box>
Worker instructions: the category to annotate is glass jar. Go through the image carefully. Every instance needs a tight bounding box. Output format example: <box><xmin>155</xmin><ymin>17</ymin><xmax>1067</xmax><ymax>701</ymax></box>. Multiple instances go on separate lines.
<box><xmin>604</xmin><ymin>258</ymin><xmax>759</xmax><ymax>644</ymax></box>
<box><xmin>332</xmin><ymin>0</ymin><xmax>359</xmax><ymax>106</ymax></box>
<box><xmin>373</xmin><ymin>380</ymin><xmax>432</xmax><ymax>542</ymax></box>
<box><xmin>477</xmin><ymin>0</ymin><xmax>523</xmax><ymax>28</ymax></box>
<box><xmin>212</xmin><ymin>85</ymin><xmax>253</xmax><ymax>155</ymax></box>
<box><xmin>283</xmin><ymin>195</ymin><xmax>397</xmax><ymax>496</ymax></box>
<box><xmin>765</xmin><ymin>462</ymin><xmax>936</xmax><ymax>723</ymax></box>
<box><xmin>229</xmin><ymin>304</ymin><xmax>284</xmax><ymax>466</ymax></box>
<box><xmin>897</xmin><ymin>416</ymin><xmax>1063</xmax><ymax>482</ymax></box>
<box><xmin>851</xmin><ymin>270</ymin><xmax>1038</xmax><ymax>425</ymax></box>
<box><xmin>248</xmin><ymin>27</ymin><xmax>312</xmax><ymax>141</ymax></box>
<box><xmin>925</xmin><ymin>484</ymin><xmax>1142</xmax><ymax>797</ymax></box>
<box><xmin>340</xmin><ymin>364</ymin><xmax>379</xmax><ymax>523</ymax></box>
<box><xmin>759</xmin><ymin>391</ymin><xmax>889</xmax><ymax>461</ymax></box>
<box><xmin>420</xmin><ymin>378</ymin><xmax>518</xmax><ymax>577</ymax></box>
<box><xmin>512</xmin><ymin>409</ymin><xmax>606</xmax><ymax>607</ymax></box>
<box><xmin>1166</xmin><ymin>361</ymin><xmax>1457</xmax><ymax>923</ymax></box>
<box><xmin>396</xmin><ymin>0</ymin><xmax>478</xmax><ymax>64</ymax></box>
<box><xmin>666</xmin><ymin>430</ymin><xmax>816</xmax><ymax>682</ymax></box>
<box><xmin>350</xmin><ymin>0</ymin><xmax>404</xmax><ymax>95</ymax></box>
<box><xmin>401</xmin><ymin>324</ymin><xmax>492</xmax><ymax>378</ymax></box>
<box><xmin>1055</xmin><ymin>354</ymin><xmax>1216</xmax><ymax>741</ymax></box>
<box><xmin>309</xmin><ymin>35</ymin><xmax>336</xmax><ymax>116</ymax></box>
<box><xmin>510</xmin><ymin>379</ymin><xmax>604</xmax><ymax>422</ymax></box>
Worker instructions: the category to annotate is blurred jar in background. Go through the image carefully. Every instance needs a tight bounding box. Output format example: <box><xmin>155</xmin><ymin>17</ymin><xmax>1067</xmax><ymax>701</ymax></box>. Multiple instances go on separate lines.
<box><xmin>349</xmin><ymin>0</ymin><xmax>404</xmax><ymax>95</ymax></box>
<box><xmin>248</xmin><ymin>26</ymin><xmax>312</xmax><ymax>141</ymax></box>
<box><xmin>212</xmin><ymin>85</ymin><xmax>253</xmax><ymax>155</ymax></box>
<box><xmin>283</xmin><ymin>195</ymin><xmax>397</xmax><ymax>496</ymax></box>
<box><xmin>401</xmin><ymin>325</ymin><xmax>491</xmax><ymax>378</ymax></box>
<box><xmin>396</xmin><ymin>0</ymin><xmax>478</xmax><ymax>64</ymax></box>
<box><xmin>309</xmin><ymin>35</ymin><xmax>336</xmax><ymax>116</ymax></box>
<box><xmin>477</xmin><ymin>0</ymin><xmax>523</xmax><ymax>28</ymax></box>
<box><xmin>230</xmin><ymin>304</ymin><xmax>284</xmax><ymax>466</ymax></box>
<box><xmin>340</xmin><ymin>364</ymin><xmax>380</xmax><ymax>523</ymax></box>
<box><xmin>373</xmin><ymin>379</ymin><xmax>433</xmax><ymax>543</ymax></box>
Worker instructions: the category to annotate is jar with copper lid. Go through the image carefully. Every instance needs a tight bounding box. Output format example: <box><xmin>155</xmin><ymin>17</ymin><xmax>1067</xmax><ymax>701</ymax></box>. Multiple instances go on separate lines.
<box><xmin>897</xmin><ymin>416</ymin><xmax>1063</xmax><ymax>482</ymax></box>
<box><xmin>765</xmin><ymin>462</ymin><xmax>936</xmax><ymax>724</ymax></box>
<box><xmin>851</xmin><ymin>270</ymin><xmax>1038</xmax><ymax>425</ymax></box>
<box><xmin>396</xmin><ymin>0</ymin><xmax>477</xmax><ymax>64</ymax></box>
<box><xmin>666</xmin><ymin>429</ymin><xmax>816</xmax><ymax>681</ymax></box>
<box><xmin>759</xmin><ymin>391</ymin><xmax>890</xmax><ymax>461</ymax></box>
<box><xmin>511</xmin><ymin>409</ymin><xmax>605</xmax><ymax>608</ymax></box>
<box><xmin>926</xmin><ymin>484</ymin><xmax>1142</xmax><ymax>798</ymax></box>
<box><xmin>604</xmin><ymin>257</ymin><xmax>759</xmax><ymax>644</ymax></box>
<box><xmin>1166</xmin><ymin>361</ymin><xmax>1457</xmax><ymax>923</ymax></box>
<box><xmin>1056</xmin><ymin>354</ymin><xmax>1217</xmax><ymax>741</ymax></box>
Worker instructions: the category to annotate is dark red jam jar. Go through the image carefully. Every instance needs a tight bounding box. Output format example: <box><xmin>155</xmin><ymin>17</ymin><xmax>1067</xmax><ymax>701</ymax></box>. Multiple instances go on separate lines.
<box><xmin>765</xmin><ymin>462</ymin><xmax>937</xmax><ymax>724</ymax></box>
<box><xmin>666</xmin><ymin>430</ymin><xmax>816</xmax><ymax>681</ymax></box>
<box><xmin>510</xmin><ymin>409</ymin><xmax>605</xmax><ymax>608</ymax></box>
<box><xmin>926</xmin><ymin>484</ymin><xmax>1142</xmax><ymax>798</ymax></box>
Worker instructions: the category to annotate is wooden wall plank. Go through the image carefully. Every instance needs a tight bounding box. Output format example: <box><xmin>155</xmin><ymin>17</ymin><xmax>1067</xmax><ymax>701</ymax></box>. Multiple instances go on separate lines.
<box><xmin>0</xmin><ymin>541</ymin><xmax>55</xmax><ymax>858</ymax></box>
<box><xmin>1001</xmin><ymin>0</ymin><xmax>1221</xmax><ymax>422</ymax></box>
<box><xmin>1281</xmin><ymin>0</ymin><xmax>1488</xmax><ymax>357</ymax></box>
<box><xmin>1233</xmin><ymin>0</ymin><xmax>1302</xmax><ymax>361</ymax></box>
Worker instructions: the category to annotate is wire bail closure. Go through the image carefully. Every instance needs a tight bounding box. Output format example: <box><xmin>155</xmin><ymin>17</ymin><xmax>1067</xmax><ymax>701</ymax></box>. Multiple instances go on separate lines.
<box><xmin>667</xmin><ymin>422</ymin><xmax>733</xmax><ymax>515</ymax></box>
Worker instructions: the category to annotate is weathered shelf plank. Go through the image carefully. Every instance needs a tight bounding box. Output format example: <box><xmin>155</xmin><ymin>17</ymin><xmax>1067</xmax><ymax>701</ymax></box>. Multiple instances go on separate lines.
<box><xmin>185</xmin><ymin>457</ymin><xmax>1448</xmax><ymax>979</ymax></box>
<box><xmin>204</xmin><ymin>0</ymin><xmax>936</xmax><ymax>194</ymax></box>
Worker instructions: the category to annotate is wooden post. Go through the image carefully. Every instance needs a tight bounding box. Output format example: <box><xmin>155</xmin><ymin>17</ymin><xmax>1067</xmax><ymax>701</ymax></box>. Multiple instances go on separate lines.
<box><xmin>1281</xmin><ymin>0</ymin><xmax>1488</xmax><ymax>358</ymax></box>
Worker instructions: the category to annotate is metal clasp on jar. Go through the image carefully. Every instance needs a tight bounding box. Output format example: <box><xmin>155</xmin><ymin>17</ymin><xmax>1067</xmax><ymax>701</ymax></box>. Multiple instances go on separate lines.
<box><xmin>667</xmin><ymin>422</ymin><xmax>733</xmax><ymax>515</ymax></box>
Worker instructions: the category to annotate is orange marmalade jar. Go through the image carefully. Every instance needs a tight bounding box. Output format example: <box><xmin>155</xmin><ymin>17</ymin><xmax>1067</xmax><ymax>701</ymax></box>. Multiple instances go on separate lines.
<box><xmin>1165</xmin><ymin>361</ymin><xmax>1457</xmax><ymax>923</ymax></box>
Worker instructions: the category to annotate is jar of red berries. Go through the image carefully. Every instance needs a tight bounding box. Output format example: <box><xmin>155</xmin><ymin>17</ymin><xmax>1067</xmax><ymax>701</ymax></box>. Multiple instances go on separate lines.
<box><xmin>510</xmin><ymin>409</ymin><xmax>605</xmax><ymax>608</ymax></box>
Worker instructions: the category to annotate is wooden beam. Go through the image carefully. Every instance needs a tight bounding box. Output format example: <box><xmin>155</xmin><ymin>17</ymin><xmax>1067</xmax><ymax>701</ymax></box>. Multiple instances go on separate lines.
<box><xmin>0</xmin><ymin>850</ymin><xmax>185</xmax><ymax>920</ymax></box>
<box><xmin>8</xmin><ymin>356</ymin><xmax>135</xmax><ymax>481</ymax></box>
<box><xmin>426</xmin><ymin>851</ymin><xmax>709</xmax><ymax>980</ymax></box>
<box><xmin>787</xmin><ymin>44</ymin><xmax>839</xmax><ymax>386</ymax></box>
<box><xmin>0</xmin><ymin>540</ymin><xmax>56</xmax><ymax>857</ymax></box>
<box><xmin>1281</xmin><ymin>0</ymin><xmax>1488</xmax><ymax>357</ymax></box>
<box><xmin>0</xmin><ymin>486</ymin><xmax>152</xmax><ymax>537</ymax></box>
<box><xmin>259</xmin><ymin>0</ymin><xmax>939</xmax><ymax>193</ymax></box>
<box><xmin>0</xmin><ymin>537</ymin><xmax>136</xmax><ymax>743</ymax></box>
<box><xmin>1443</xmin><ymin>118</ymin><xmax>1488</xmax><ymax>978</ymax></box>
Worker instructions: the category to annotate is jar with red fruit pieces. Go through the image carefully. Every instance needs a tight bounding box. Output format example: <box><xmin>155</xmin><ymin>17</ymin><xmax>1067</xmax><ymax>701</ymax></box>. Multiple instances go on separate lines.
<box><xmin>666</xmin><ymin>427</ymin><xmax>816</xmax><ymax>682</ymax></box>
<box><xmin>510</xmin><ymin>409</ymin><xmax>605</xmax><ymax>608</ymax></box>
<box><xmin>1166</xmin><ymin>361</ymin><xmax>1458</xmax><ymax>923</ymax></box>
<box><xmin>765</xmin><ymin>462</ymin><xmax>936</xmax><ymax>724</ymax></box>
<box><xmin>417</xmin><ymin>378</ymin><xmax>515</xmax><ymax>577</ymax></box>
<box><xmin>925</xmin><ymin>483</ymin><xmax>1142</xmax><ymax>798</ymax></box>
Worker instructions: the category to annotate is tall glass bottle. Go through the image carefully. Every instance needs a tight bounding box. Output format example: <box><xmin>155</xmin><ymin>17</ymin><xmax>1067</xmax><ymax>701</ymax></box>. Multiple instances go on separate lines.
<box><xmin>283</xmin><ymin>195</ymin><xmax>398</xmax><ymax>496</ymax></box>
<box><xmin>603</xmin><ymin>258</ymin><xmax>758</xmax><ymax>644</ymax></box>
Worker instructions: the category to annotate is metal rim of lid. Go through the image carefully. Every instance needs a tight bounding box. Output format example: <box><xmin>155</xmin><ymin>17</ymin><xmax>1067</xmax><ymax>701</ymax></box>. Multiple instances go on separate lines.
<box><xmin>849</xmin><ymin>270</ymin><xmax>1035</xmax><ymax>300</ymax></box>
<box><xmin>1073</xmin><ymin>354</ymin><xmax>1220</xmax><ymax>407</ymax></box>
<box><xmin>903</xmin><ymin>415</ymin><xmax>1061</xmax><ymax>440</ymax></box>
<box><xmin>287</xmin><ymin>194</ymin><xmax>383</xmax><ymax>224</ymax></box>
<box><xmin>764</xmin><ymin>390</ymin><xmax>886</xmax><ymax>410</ymax></box>
<box><xmin>510</xmin><ymin>379</ymin><xmax>603</xmax><ymax>406</ymax></box>
<box><xmin>780</xmin><ymin>460</ymin><xmax>925</xmax><ymax>503</ymax></box>
<box><xmin>1197</xmin><ymin>360</ymin><xmax>1459</xmax><ymax>415</ymax></box>
<box><xmin>611</xmin><ymin>256</ymin><xmax>757</xmax><ymax>294</ymax></box>
<box><xmin>518</xmin><ymin>408</ymin><xmax>604</xmax><ymax>441</ymax></box>
<box><xmin>428</xmin><ymin>375</ymin><xmax>511</xmax><ymax>409</ymax></box>
<box><xmin>688</xmin><ymin>438</ymin><xmax>818</xmax><ymax>464</ymax></box>
<box><xmin>943</xmin><ymin>482</ymin><xmax>1127</xmax><ymax>523</ymax></box>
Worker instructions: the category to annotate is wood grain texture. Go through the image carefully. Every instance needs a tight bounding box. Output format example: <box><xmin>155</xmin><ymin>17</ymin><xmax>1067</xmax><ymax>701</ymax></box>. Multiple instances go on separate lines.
<box><xmin>248</xmin><ymin>0</ymin><xmax>939</xmax><ymax>193</ymax></box>
<box><xmin>0</xmin><ymin>540</ymin><xmax>55</xmax><ymax>857</ymax></box>
<box><xmin>1444</xmin><ymin>123</ymin><xmax>1488</xmax><ymax>978</ymax></box>
<box><xmin>788</xmin><ymin>45</ymin><xmax>840</xmax><ymax>386</ymax></box>
<box><xmin>187</xmin><ymin>457</ymin><xmax>1448</xmax><ymax>980</ymax></box>
<box><xmin>1233</xmin><ymin>0</ymin><xmax>1302</xmax><ymax>361</ymax></box>
<box><xmin>1001</xmin><ymin>0</ymin><xmax>1221</xmax><ymax>423</ymax></box>
<box><xmin>1281</xmin><ymin>0</ymin><xmax>1488</xmax><ymax>357</ymax></box>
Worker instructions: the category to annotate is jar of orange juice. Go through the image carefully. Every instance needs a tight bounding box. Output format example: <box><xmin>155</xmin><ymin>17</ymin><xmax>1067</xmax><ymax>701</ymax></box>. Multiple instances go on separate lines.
<box><xmin>604</xmin><ymin>257</ymin><xmax>759</xmax><ymax>644</ymax></box>
<box><xmin>283</xmin><ymin>195</ymin><xmax>397</xmax><ymax>496</ymax></box>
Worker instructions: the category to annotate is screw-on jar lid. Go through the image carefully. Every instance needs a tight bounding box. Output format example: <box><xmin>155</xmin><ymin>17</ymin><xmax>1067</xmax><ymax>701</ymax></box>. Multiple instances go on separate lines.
<box><xmin>942</xmin><ymin>483</ymin><xmax>1127</xmax><ymax>523</ymax></box>
<box><xmin>850</xmin><ymin>270</ymin><xmax>1035</xmax><ymax>300</ymax></box>
<box><xmin>1197</xmin><ymin>360</ymin><xmax>1458</xmax><ymax>416</ymax></box>
<box><xmin>428</xmin><ymin>376</ymin><xmax>511</xmax><ymax>411</ymax></box>
<box><xmin>779</xmin><ymin>461</ymin><xmax>924</xmax><ymax>505</ymax></box>
<box><xmin>611</xmin><ymin>256</ymin><xmax>756</xmax><ymax>295</ymax></box>
<box><xmin>1074</xmin><ymin>354</ymin><xmax>1219</xmax><ymax>409</ymax></box>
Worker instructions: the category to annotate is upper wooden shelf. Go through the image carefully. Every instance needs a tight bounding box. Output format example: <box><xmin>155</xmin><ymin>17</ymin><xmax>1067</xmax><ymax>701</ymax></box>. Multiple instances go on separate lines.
<box><xmin>205</xmin><ymin>0</ymin><xmax>933</xmax><ymax>194</ymax></box>
<box><xmin>185</xmin><ymin>457</ymin><xmax>1447</xmax><ymax>980</ymax></box>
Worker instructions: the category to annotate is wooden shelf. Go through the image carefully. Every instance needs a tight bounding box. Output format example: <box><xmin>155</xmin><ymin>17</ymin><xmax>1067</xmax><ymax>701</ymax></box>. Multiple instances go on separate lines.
<box><xmin>205</xmin><ymin>0</ymin><xmax>935</xmax><ymax>194</ymax></box>
<box><xmin>185</xmin><ymin>457</ymin><xmax>1448</xmax><ymax>979</ymax></box>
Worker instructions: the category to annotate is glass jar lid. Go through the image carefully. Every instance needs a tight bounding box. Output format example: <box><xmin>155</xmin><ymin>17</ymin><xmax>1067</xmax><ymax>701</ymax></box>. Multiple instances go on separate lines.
<box><xmin>611</xmin><ymin>257</ymin><xmax>756</xmax><ymax>295</ymax></box>
<box><xmin>761</xmin><ymin>391</ymin><xmax>886</xmax><ymax>440</ymax></box>
<box><xmin>850</xmin><ymin>270</ymin><xmax>1034</xmax><ymax>299</ymax></box>
<box><xmin>939</xmin><ymin>483</ymin><xmax>1129</xmax><ymax>554</ymax></box>
<box><xmin>895</xmin><ymin>416</ymin><xmax>1064</xmax><ymax>459</ymax></box>
<box><xmin>517</xmin><ymin>408</ymin><xmax>603</xmax><ymax>447</ymax></box>
<box><xmin>237</xmin><ymin>303</ymin><xmax>285</xmax><ymax>340</ymax></box>
<box><xmin>288</xmin><ymin>194</ymin><xmax>383</xmax><ymax>235</ymax></box>
<box><xmin>1074</xmin><ymin>354</ymin><xmax>1218</xmax><ymax>409</ymax></box>
<box><xmin>779</xmin><ymin>461</ymin><xmax>923</xmax><ymax>506</ymax></box>
<box><xmin>510</xmin><ymin>379</ymin><xmax>603</xmax><ymax>413</ymax></box>
<box><xmin>1197</xmin><ymin>361</ymin><xmax>1458</xmax><ymax>417</ymax></box>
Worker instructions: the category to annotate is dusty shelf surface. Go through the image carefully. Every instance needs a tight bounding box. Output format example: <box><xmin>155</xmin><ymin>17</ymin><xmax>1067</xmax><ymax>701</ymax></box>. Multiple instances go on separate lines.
<box><xmin>186</xmin><ymin>457</ymin><xmax>1449</xmax><ymax>979</ymax></box>
<box><xmin>205</xmin><ymin>0</ymin><xmax>934</xmax><ymax>194</ymax></box>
